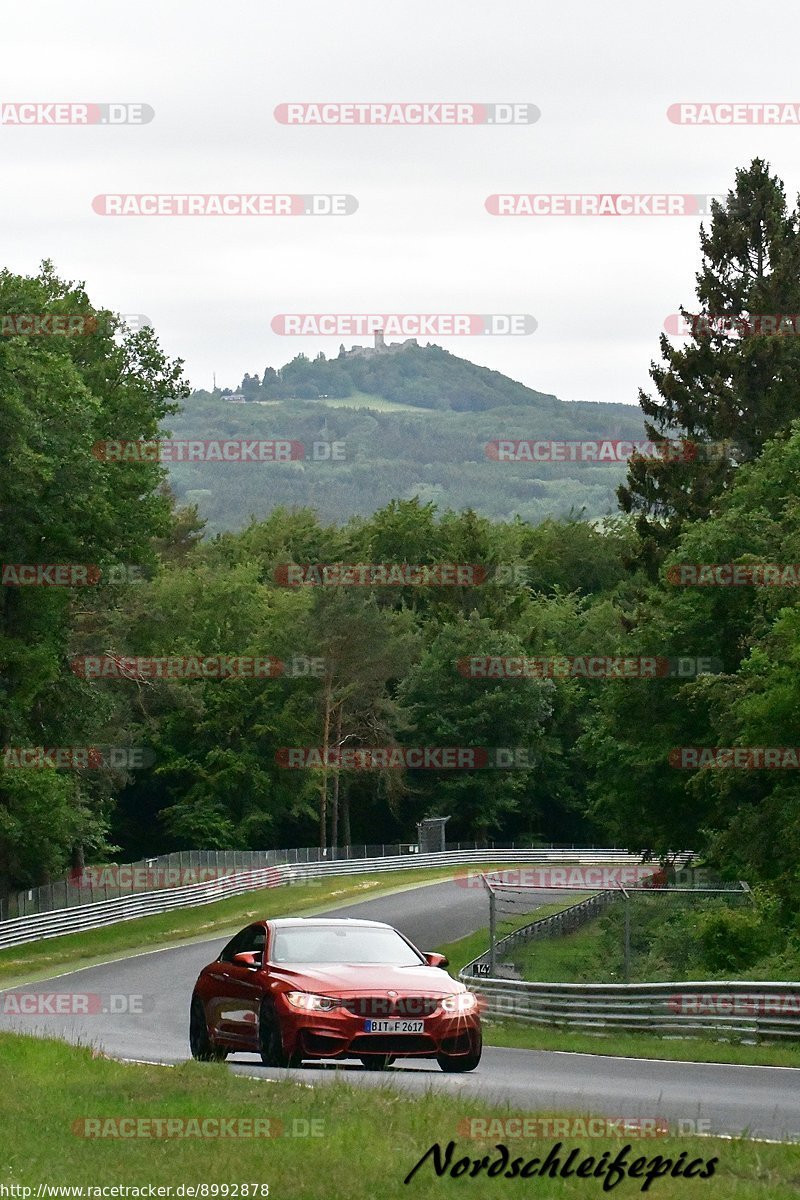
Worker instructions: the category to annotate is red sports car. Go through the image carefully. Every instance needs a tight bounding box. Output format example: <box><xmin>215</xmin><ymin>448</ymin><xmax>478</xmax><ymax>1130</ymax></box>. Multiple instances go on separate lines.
<box><xmin>190</xmin><ymin>916</ymin><xmax>482</xmax><ymax>1072</ymax></box>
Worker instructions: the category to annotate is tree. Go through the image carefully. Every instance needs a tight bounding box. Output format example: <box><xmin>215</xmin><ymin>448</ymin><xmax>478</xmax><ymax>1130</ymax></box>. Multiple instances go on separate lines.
<box><xmin>586</xmin><ymin>420</ymin><xmax>800</xmax><ymax>908</ymax></box>
<box><xmin>300</xmin><ymin>590</ymin><xmax>418</xmax><ymax>849</ymax></box>
<box><xmin>397</xmin><ymin>615</ymin><xmax>553</xmax><ymax>841</ymax></box>
<box><xmin>0</xmin><ymin>262</ymin><xmax>189</xmax><ymax>888</ymax></box>
<box><xmin>618</xmin><ymin>160</ymin><xmax>800</xmax><ymax>571</ymax></box>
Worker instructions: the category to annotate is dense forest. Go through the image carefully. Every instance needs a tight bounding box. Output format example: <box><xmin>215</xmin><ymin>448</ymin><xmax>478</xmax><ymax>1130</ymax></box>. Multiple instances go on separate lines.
<box><xmin>3</xmin><ymin>160</ymin><xmax>800</xmax><ymax>975</ymax></box>
<box><xmin>167</xmin><ymin>393</ymin><xmax>647</xmax><ymax>530</ymax></box>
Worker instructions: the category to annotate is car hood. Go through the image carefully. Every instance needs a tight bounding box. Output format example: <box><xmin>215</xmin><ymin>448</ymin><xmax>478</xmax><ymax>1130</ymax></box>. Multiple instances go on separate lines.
<box><xmin>267</xmin><ymin>962</ymin><xmax>464</xmax><ymax>994</ymax></box>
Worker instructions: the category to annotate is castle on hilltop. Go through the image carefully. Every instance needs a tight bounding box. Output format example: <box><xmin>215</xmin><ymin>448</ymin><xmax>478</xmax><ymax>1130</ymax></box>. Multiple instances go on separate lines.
<box><xmin>339</xmin><ymin>329</ymin><xmax>418</xmax><ymax>359</ymax></box>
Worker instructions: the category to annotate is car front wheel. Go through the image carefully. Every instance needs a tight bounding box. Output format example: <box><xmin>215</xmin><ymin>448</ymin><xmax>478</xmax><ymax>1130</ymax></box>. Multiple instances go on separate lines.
<box><xmin>437</xmin><ymin>1032</ymin><xmax>482</xmax><ymax>1073</ymax></box>
<box><xmin>189</xmin><ymin>996</ymin><xmax>227</xmax><ymax>1062</ymax></box>
<box><xmin>259</xmin><ymin>1001</ymin><xmax>302</xmax><ymax>1068</ymax></box>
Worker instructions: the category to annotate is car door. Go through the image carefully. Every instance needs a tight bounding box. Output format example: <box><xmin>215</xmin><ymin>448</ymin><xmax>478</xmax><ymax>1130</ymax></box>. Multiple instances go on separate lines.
<box><xmin>208</xmin><ymin>924</ymin><xmax>267</xmax><ymax>1044</ymax></box>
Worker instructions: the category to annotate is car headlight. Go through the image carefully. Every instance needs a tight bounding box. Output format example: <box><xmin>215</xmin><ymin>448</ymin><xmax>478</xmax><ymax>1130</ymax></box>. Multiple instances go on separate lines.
<box><xmin>284</xmin><ymin>992</ymin><xmax>342</xmax><ymax>1012</ymax></box>
<box><xmin>440</xmin><ymin>992</ymin><xmax>478</xmax><ymax>1013</ymax></box>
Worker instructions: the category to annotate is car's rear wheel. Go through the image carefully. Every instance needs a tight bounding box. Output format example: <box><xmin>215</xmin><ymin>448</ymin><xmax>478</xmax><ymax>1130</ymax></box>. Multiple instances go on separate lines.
<box><xmin>189</xmin><ymin>996</ymin><xmax>227</xmax><ymax>1062</ymax></box>
<box><xmin>437</xmin><ymin>1033</ymin><xmax>482</xmax><ymax>1073</ymax></box>
<box><xmin>259</xmin><ymin>1001</ymin><xmax>302</xmax><ymax>1068</ymax></box>
<box><xmin>359</xmin><ymin>1054</ymin><xmax>394</xmax><ymax>1071</ymax></box>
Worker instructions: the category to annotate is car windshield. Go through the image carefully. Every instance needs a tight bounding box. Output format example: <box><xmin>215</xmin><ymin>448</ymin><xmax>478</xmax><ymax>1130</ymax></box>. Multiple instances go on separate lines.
<box><xmin>270</xmin><ymin>925</ymin><xmax>423</xmax><ymax>965</ymax></box>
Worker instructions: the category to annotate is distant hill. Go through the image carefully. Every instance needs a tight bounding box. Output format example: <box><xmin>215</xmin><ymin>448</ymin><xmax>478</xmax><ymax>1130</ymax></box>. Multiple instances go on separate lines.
<box><xmin>170</xmin><ymin>345</ymin><xmax>646</xmax><ymax>532</ymax></box>
<box><xmin>232</xmin><ymin>341</ymin><xmax>572</xmax><ymax>411</ymax></box>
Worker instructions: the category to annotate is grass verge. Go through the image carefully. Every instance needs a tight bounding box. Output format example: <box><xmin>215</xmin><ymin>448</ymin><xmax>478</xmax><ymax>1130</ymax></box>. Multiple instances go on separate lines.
<box><xmin>512</xmin><ymin>915</ymin><xmax>611</xmax><ymax>983</ymax></box>
<box><xmin>440</xmin><ymin>899</ymin><xmax>589</xmax><ymax>975</ymax></box>
<box><xmin>438</xmin><ymin>922</ymin><xmax>800</xmax><ymax>1068</ymax></box>
<box><xmin>3</xmin><ymin>1034</ymin><xmax>799</xmax><ymax>1197</ymax></box>
<box><xmin>483</xmin><ymin>1018</ymin><xmax>800</xmax><ymax>1069</ymax></box>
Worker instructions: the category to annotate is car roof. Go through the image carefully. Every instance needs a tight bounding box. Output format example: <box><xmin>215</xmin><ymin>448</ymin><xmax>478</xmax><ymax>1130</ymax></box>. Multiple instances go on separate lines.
<box><xmin>265</xmin><ymin>917</ymin><xmax>394</xmax><ymax>930</ymax></box>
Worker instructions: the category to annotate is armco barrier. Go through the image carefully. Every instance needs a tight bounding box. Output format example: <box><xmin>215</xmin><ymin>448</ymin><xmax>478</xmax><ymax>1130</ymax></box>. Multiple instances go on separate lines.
<box><xmin>0</xmin><ymin>849</ymin><xmax>646</xmax><ymax>950</ymax></box>
<box><xmin>461</xmin><ymin>976</ymin><xmax>800</xmax><ymax>1040</ymax></box>
<box><xmin>1</xmin><ymin>841</ymin><xmax>650</xmax><ymax>919</ymax></box>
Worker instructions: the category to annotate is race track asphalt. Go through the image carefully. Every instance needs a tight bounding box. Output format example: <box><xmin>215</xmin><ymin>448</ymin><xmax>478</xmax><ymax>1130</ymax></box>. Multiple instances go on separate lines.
<box><xmin>2</xmin><ymin>876</ymin><xmax>798</xmax><ymax>1142</ymax></box>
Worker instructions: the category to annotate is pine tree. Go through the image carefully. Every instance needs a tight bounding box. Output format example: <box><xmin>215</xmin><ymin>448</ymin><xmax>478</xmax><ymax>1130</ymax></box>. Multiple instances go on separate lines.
<box><xmin>618</xmin><ymin>159</ymin><xmax>800</xmax><ymax>571</ymax></box>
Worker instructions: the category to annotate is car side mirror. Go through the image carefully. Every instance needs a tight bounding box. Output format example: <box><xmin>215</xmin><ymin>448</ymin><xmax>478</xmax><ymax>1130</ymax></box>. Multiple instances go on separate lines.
<box><xmin>232</xmin><ymin>951</ymin><xmax>261</xmax><ymax>969</ymax></box>
<box><xmin>425</xmin><ymin>952</ymin><xmax>449</xmax><ymax>969</ymax></box>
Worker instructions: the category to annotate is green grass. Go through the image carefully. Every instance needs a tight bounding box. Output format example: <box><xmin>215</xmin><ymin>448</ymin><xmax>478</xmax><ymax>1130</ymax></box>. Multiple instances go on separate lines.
<box><xmin>440</xmin><ymin>898</ymin><xmax>590</xmax><ymax>975</ymax></box>
<box><xmin>2</xmin><ymin>1034</ymin><xmax>799</xmax><ymax>1196</ymax></box>
<box><xmin>511</xmin><ymin>901</ymin><xmax>800</xmax><ymax>986</ymax></box>
<box><xmin>513</xmin><ymin>914</ymin><xmax>609</xmax><ymax>982</ymax></box>
<box><xmin>483</xmin><ymin>1019</ymin><xmax>800</xmax><ymax>1069</ymax></box>
<box><xmin>318</xmin><ymin>391</ymin><xmax>435</xmax><ymax>412</ymax></box>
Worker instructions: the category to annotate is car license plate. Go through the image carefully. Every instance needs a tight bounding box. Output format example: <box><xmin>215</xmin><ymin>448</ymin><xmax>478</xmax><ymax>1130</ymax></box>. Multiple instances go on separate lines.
<box><xmin>364</xmin><ymin>1019</ymin><xmax>424</xmax><ymax>1033</ymax></box>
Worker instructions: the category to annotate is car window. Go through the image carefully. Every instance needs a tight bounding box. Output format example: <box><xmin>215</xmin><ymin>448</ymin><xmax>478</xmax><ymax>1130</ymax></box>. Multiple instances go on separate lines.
<box><xmin>219</xmin><ymin>924</ymin><xmax>265</xmax><ymax>962</ymax></box>
<box><xmin>269</xmin><ymin>924</ymin><xmax>424</xmax><ymax>965</ymax></box>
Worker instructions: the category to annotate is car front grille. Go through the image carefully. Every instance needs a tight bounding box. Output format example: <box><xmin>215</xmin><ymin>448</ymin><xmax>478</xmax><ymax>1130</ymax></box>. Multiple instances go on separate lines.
<box><xmin>341</xmin><ymin>995</ymin><xmax>441</xmax><ymax>1018</ymax></box>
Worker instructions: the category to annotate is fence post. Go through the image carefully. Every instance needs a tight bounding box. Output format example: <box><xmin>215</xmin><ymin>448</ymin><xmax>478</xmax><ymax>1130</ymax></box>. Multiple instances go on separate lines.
<box><xmin>489</xmin><ymin>887</ymin><xmax>496</xmax><ymax>976</ymax></box>
<box><xmin>623</xmin><ymin>889</ymin><xmax>631</xmax><ymax>984</ymax></box>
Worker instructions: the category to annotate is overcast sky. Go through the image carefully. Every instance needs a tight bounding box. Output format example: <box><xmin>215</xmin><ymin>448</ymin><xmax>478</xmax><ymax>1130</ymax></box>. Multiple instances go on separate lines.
<box><xmin>2</xmin><ymin>1</ymin><xmax>799</xmax><ymax>405</ymax></box>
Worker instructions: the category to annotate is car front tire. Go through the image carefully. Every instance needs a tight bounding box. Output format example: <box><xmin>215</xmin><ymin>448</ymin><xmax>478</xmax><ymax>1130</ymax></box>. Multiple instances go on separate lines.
<box><xmin>189</xmin><ymin>995</ymin><xmax>227</xmax><ymax>1062</ymax></box>
<box><xmin>259</xmin><ymin>1000</ymin><xmax>302</xmax><ymax>1068</ymax></box>
<box><xmin>437</xmin><ymin>1031</ymin><xmax>482</xmax><ymax>1073</ymax></box>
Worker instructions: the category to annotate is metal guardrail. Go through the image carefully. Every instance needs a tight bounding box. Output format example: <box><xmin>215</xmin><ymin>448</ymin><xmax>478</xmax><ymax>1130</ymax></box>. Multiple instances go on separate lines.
<box><xmin>1</xmin><ymin>841</ymin><xmax>640</xmax><ymax>920</ymax></box>
<box><xmin>461</xmin><ymin>976</ymin><xmax>800</xmax><ymax>1040</ymax></box>
<box><xmin>0</xmin><ymin>848</ymin><xmax>645</xmax><ymax>950</ymax></box>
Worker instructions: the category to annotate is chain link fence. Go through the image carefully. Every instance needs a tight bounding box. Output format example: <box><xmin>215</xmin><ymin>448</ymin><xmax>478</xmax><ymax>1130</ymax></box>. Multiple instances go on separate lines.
<box><xmin>467</xmin><ymin>868</ymin><xmax>751</xmax><ymax>984</ymax></box>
